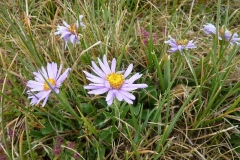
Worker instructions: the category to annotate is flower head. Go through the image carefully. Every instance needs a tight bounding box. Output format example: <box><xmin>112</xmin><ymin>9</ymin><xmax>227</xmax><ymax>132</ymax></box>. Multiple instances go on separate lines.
<box><xmin>55</xmin><ymin>15</ymin><xmax>85</xmax><ymax>49</ymax></box>
<box><xmin>202</xmin><ymin>23</ymin><xmax>240</xmax><ymax>45</ymax></box>
<box><xmin>83</xmin><ymin>55</ymin><xmax>148</xmax><ymax>106</ymax></box>
<box><xmin>202</xmin><ymin>23</ymin><xmax>218</xmax><ymax>36</ymax></box>
<box><xmin>222</xmin><ymin>29</ymin><xmax>240</xmax><ymax>45</ymax></box>
<box><xmin>164</xmin><ymin>36</ymin><xmax>197</xmax><ymax>54</ymax></box>
<box><xmin>27</xmin><ymin>62</ymin><xmax>71</xmax><ymax>107</ymax></box>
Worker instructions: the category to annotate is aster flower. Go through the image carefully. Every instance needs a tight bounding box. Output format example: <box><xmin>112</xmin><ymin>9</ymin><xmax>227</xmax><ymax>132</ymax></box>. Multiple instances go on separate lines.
<box><xmin>55</xmin><ymin>15</ymin><xmax>85</xmax><ymax>49</ymax></box>
<box><xmin>26</xmin><ymin>62</ymin><xmax>71</xmax><ymax>107</ymax></box>
<box><xmin>164</xmin><ymin>36</ymin><xmax>197</xmax><ymax>54</ymax></box>
<box><xmin>202</xmin><ymin>23</ymin><xmax>219</xmax><ymax>37</ymax></box>
<box><xmin>222</xmin><ymin>29</ymin><xmax>240</xmax><ymax>45</ymax></box>
<box><xmin>202</xmin><ymin>23</ymin><xmax>240</xmax><ymax>45</ymax></box>
<box><xmin>83</xmin><ymin>55</ymin><xmax>148</xmax><ymax>106</ymax></box>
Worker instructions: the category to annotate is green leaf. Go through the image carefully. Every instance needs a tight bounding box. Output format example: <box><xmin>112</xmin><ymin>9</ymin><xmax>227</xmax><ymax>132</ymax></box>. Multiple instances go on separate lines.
<box><xmin>41</xmin><ymin>123</ymin><xmax>54</xmax><ymax>135</ymax></box>
<box><xmin>80</xmin><ymin>103</ymin><xmax>95</xmax><ymax>115</ymax></box>
<box><xmin>99</xmin><ymin>131</ymin><xmax>110</xmax><ymax>141</ymax></box>
<box><xmin>29</xmin><ymin>130</ymin><xmax>44</xmax><ymax>138</ymax></box>
<box><xmin>132</xmin><ymin>103</ymin><xmax>141</xmax><ymax>116</ymax></box>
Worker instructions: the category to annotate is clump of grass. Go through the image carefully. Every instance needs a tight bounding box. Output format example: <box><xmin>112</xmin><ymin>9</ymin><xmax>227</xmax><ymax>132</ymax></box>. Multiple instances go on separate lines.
<box><xmin>0</xmin><ymin>0</ymin><xmax>240</xmax><ymax>159</ymax></box>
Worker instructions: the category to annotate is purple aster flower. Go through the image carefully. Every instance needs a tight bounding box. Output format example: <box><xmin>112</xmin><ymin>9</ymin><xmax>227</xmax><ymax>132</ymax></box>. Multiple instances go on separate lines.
<box><xmin>202</xmin><ymin>23</ymin><xmax>240</xmax><ymax>45</ymax></box>
<box><xmin>26</xmin><ymin>62</ymin><xmax>71</xmax><ymax>107</ymax></box>
<box><xmin>55</xmin><ymin>15</ymin><xmax>85</xmax><ymax>49</ymax></box>
<box><xmin>83</xmin><ymin>55</ymin><xmax>148</xmax><ymax>106</ymax></box>
<box><xmin>221</xmin><ymin>29</ymin><xmax>240</xmax><ymax>45</ymax></box>
<box><xmin>164</xmin><ymin>36</ymin><xmax>197</xmax><ymax>54</ymax></box>
<box><xmin>202</xmin><ymin>23</ymin><xmax>219</xmax><ymax>37</ymax></box>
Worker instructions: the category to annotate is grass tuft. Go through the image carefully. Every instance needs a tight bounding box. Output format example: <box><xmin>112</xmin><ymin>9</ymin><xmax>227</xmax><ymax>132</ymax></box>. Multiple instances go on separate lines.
<box><xmin>0</xmin><ymin>0</ymin><xmax>240</xmax><ymax>159</ymax></box>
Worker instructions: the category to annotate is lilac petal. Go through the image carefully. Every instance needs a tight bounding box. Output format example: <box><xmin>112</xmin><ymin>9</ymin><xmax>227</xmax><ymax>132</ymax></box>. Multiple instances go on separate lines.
<box><xmin>63</xmin><ymin>21</ymin><xmax>70</xmax><ymax>27</ymax></box>
<box><xmin>88</xmin><ymin>88</ymin><xmax>109</xmax><ymax>95</ymax></box>
<box><xmin>60</xmin><ymin>32</ymin><xmax>72</xmax><ymax>39</ymax></box>
<box><xmin>124</xmin><ymin>73</ymin><xmax>142</xmax><ymax>84</ymax></box>
<box><xmin>56</xmin><ymin>68</ymin><xmax>71</xmax><ymax>84</ymax></box>
<box><xmin>63</xmin><ymin>35</ymin><xmax>71</xmax><ymax>42</ymax></box>
<box><xmin>41</xmin><ymin>66</ymin><xmax>48</xmax><ymax>79</ymax></box>
<box><xmin>73</xmin><ymin>36</ymin><xmax>79</xmax><ymax>43</ymax></box>
<box><xmin>86</xmin><ymin>77</ymin><xmax>105</xmax><ymax>84</ymax></box>
<box><xmin>168</xmin><ymin>47</ymin><xmax>179</xmax><ymax>53</ymax></box>
<box><xmin>54</xmin><ymin>88</ymin><xmax>60</xmax><ymax>93</ymax></box>
<box><xmin>27</xmin><ymin>80</ymin><xmax>43</xmax><ymax>88</ymax></box>
<box><xmin>84</xmin><ymin>85</ymin><xmax>104</xmax><ymax>90</ymax></box>
<box><xmin>165</xmin><ymin>36</ymin><xmax>177</xmax><ymax>47</ymax></box>
<box><xmin>106</xmin><ymin>89</ymin><xmax>114</xmax><ymax>101</ymax></box>
<box><xmin>28</xmin><ymin>86</ymin><xmax>44</xmax><ymax>92</ymax></box>
<box><xmin>56</xmin><ymin>65</ymin><xmax>63</xmax><ymax>79</ymax></box>
<box><xmin>121</xmin><ymin>94</ymin><xmax>133</xmax><ymax>104</ymax></box>
<box><xmin>88</xmin><ymin>83</ymin><xmax>106</xmax><ymax>86</ymax></box>
<box><xmin>124</xmin><ymin>64</ymin><xmax>133</xmax><ymax>78</ymax></box>
<box><xmin>76</xmin><ymin>15</ymin><xmax>85</xmax><ymax>28</ymax></box>
<box><xmin>91</xmin><ymin>61</ymin><xmax>106</xmax><ymax>78</ymax></box>
<box><xmin>41</xmin><ymin>91</ymin><xmax>51</xmax><ymax>107</ymax></box>
<box><xmin>29</xmin><ymin>97</ymin><xmax>38</xmax><ymax>105</ymax></box>
<box><xmin>107</xmin><ymin>96</ymin><xmax>114</xmax><ymax>106</ymax></box>
<box><xmin>103</xmin><ymin>55</ymin><xmax>111</xmax><ymax>73</ymax></box>
<box><xmin>54</xmin><ymin>31</ymin><xmax>60</xmax><ymax>35</ymax></box>
<box><xmin>70</xmin><ymin>34</ymin><xmax>77</xmax><ymax>43</ymax></box>
<box><xmin>55</xmin><ymin>27</ymin><xmax>69</xmax><ymax>33</ymax></box>
<box><xmin>111</xmin><ymin>58</ymin><xmax>116</xmax><ymax>73</ymax></box>
<box><xmin>42</xmin><ymin>94</ymin><xmax>50</xmax><ymax>107</ymax></box>
<box><xmin>56</xmin><ymin>26</ymin><xmax>69</xmax><ymax>30</ymax></box>
<box><xmin>64</xmin><ymin>42</ymin><xmax>68</xmax><ymax>49</ymax></box>
<box><xmin>80</xmin><ymin>22</ymin><xmax>85</xmax><ymax>27</ymax></box>
<box><xmin>47</xmin><ymin>63</ymin><xmax>54</xmax><ymax>79</ymax></box>
<box><xmin>91</xmin><ymin>67</ymin><xmax>105</xmax><ymax>78</ymax></box>
<box><xmin>33</xmin><ymin>72</ymin><xmax>44</xmax><ymax>82</ymax></box>
<box><xmin>52</xmin><ymin>63</ymin><xmax>58</xmax><ymax>79</ymax></box>
<box><xmin>119</xmin><ymin>90</ymin><xmax>135</xmax><ymax>100</ymax></box>
<box><xmin>98</xmin><ymin>57</ymin><xmax>110</xmax><ymax>74</ymax></box>
<box><xmin>121</xmin><ymin>84</ymin><xmax>148</xmax><ymax>91</ymax></box>
<box><xmin>36</xmin><ymin>90</ymin><xmax>51</xmax><ymax>105</ymax></box>
<box><xmin>177</xmin><ymin>45</ymin><xmax>183</xmax><ymax>53</ymax></box>
<box><xmin>79</xmin><ymin>15</ymin><xmax>85</xmax><ymax>27</ymax></box>
<box><xmin>186</xmin><ymin>40</ymin><xmax>197</xmax><ymax>49</ymax></box>
<box><xmin>28</xmin><ymin>92</ymin><xmax>39</xmax><ymax>105</ymax></box>
<box><xmin>79</xmin><ymin>15</ymin><xmax>84</xmax><ymax>21</ymax></box>
<box><xmin>83</xmin><ymin>71</ymin><xmax>105</xmax><ymax>84</ymax></box>
<box><xmin>115</xmin><ymin>90</ymin><xmax>123</xmax><ymax>101</ymax></box>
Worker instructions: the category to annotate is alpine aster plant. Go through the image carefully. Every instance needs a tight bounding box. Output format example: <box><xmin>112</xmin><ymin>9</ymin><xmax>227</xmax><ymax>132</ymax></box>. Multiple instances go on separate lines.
<box><xmin>27</xmin><ymin>62</ymin><xmax>71</xmax><ymax>107</ymax></box>
<box><xmin>83</xmin><ymin>55</ymin><xmax>148</xmax><ymax>106</ymax></box>
<box><xmin>55</xmin><ymin>15</ymin><xmax>85</xmax><ymax>49</ymax></box>
<box><xmin>165</xmin><ymin>36</ymin><xmax>197</xmax><ymax>54</ymax></box>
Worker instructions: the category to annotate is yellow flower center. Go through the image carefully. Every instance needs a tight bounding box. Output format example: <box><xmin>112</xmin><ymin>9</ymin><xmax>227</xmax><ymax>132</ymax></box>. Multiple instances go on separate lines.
<box><xmin>68</xmin><ymin>24</ymin><xmax>78</xmax><ymax>35</ymax></box>
<box><xmin>43</xmin><ymin>78</ymin><xmax>56</xmax><ymax>90</ymax></box>
<box><xmin>106</xmin><ymin>73</ymin><xmax>125</xmax><ymax>89</ymax></box>
<box><xmin>177</xmin><ymin>39</ymin><xmax>188</xmax><ymax>45</ymax></box>
<box><xmin>219</xmin><ymin>28</ymin><xmax>224</xmax><ymax>36</ymax></box>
